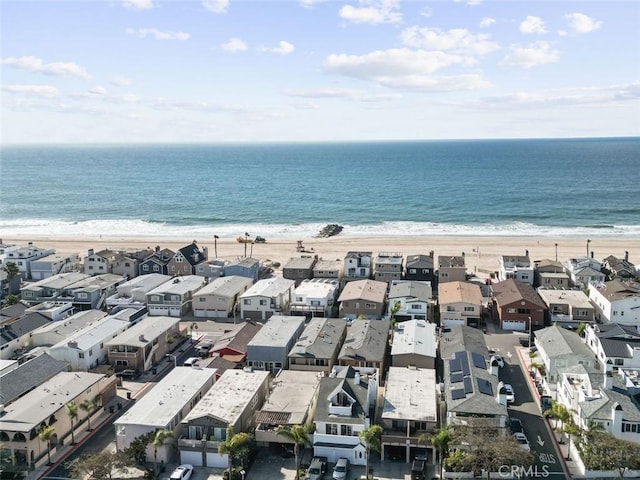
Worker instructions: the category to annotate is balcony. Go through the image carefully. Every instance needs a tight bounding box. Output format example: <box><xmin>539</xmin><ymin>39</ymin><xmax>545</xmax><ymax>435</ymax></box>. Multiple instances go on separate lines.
<box><xmin>178</xmin><ymin>437</ymin><xmax>221</xmax><ymax>450</ymax></box>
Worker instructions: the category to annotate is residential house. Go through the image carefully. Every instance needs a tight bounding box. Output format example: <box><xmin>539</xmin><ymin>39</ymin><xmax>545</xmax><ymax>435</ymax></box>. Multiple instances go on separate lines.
<box><xmin>23</xmin><ymin>301</ymin><xmax>74</xmax><ymax>321</ymax></box>
<box><xmin>246</xmin><ymin>315</ymin><xmax>305</xmax><ymax>373</ymax></box>
<box><xmin>311</xmin><ymin>365</ymin><xmax>378</xmax><ymax>465</ymax></box>
<box><xmin>30</xmin><ymin>310</ymin><xmax>107</xmax><ymax>348</ymax></box>
<box><xmin>83</xmin><ymin>249</ymin><xmax>120</xmax><ymax>275</ymax></box>
<box><xmin>146</xmin><ymin>275</ymin><xmax>206</xmax><ymax>317</ymax></box>
<box><xmin>195</xmin><ymin>259</ymin><xmax>228</xmax><ymax>279</ymax></box>
<box><xmin>0</xmin><ymin>303</ymin><xmax>27</xmax><ymax>324</ymax></box>
<box><xmin>343</xmin><ymin>251</ymin><xmax>373</xmax><ymax>283</ymax></box>
<box><xmin>282</xmin><ymin>256</ymin><xmax>317</xmax><ymax>286</ymax></box>
<box><xmin>404</xmin><ymin>253</ymin><xmax>435</xmax><ymax>282</ymax></box>
<box><xmin>0</xmin><ymin>242</ymin><xmax>20</xmax><ymax>265</ymax></box>
<box><xmin>589</xmin><ymin>280</ymin><xmax>640</xmax><ymax>325</ymax></box>
<box><xmin>192</xmin><ymin>276</ymin><xmax>253</xmax><ymax>318</ymax></box>
<box><xmin>0</xmin><ymin>372</ymin><xmax>117</xmax><ymax>470</ymax></box>
<box><xmin>30</xmin><ymin>252</ymin><xmax>81</xmax><ymax>280</ymax></box>
<box><xmin>20</xmin><ymin>272</ymin><xmax>89</xmax><ymax>305</ymax></box>
<box><xmin>112</xmin><ymin>249</ymin><xmax>154</xmax><ymax>279</ymax></box>
<box><xmin>390</xmin><ymin>320</ymin><xmax>437</xmax><ymax>369</ymax></box>
<box><xmin>60</xmin><ymin>273</ymin><xmax>126</xmax><ymax>311</ymax></box>
<box><xmin>138</xmin><ymin>248</ymin><xmax>175</xmax><ymax>276</ymax></box>
<box><xmin>491</xmin><ymin>279</ymin><xmax>546</xmax><ymax>332</ymax></box>
<box><xmin>289</xmin><ymin>278</ymin><xmax>339</xmax><ymax>318</ymax></box>
<box><xmin>106</xmin><ymin>315</ymin><xmax>181</xmax><ymax>373</ymax></box>
<box><xmin>6</xmin><ymin>243</ymin><xmax>56</xmax><ymax>280</ymax></box>
<box><xmin>380</xmin><ymin>367</ymin><xmax>437</xmax><ymax>462</ymax></box>
<box><xmin>209</xmin><ymin>321</ymin><xmax>263</xmax><ymax>376</ymax></box>
<box><xmin>438</xmin><ymin>281</ymin><xmax>482</xmax><ymax>328</ymax></box>
<box><xmin>178</xmin><ymin>369</ymin><xmax>271</xmax><ymax>467</ymax></box>
<box><xmin>534</xmin><ymin>325</ymin><xmax>596</xmax><ymax>383</ymax></box>
<box><xmin>440</xmin><ymin>326</ymin><xmax>509</xmax><ymax>430</ymax></box>
<box><xmin>374</xmin><ymin>253</ymin><xmax>404</xmax><ymax>284</ymax></box>
<box><xmin>337</xmin><ymin>279</ymin><xmax>387</xmax><ymax>320</ymax></box>
<box><xmin>537</xmin><ymin>288</ymin><xmax>595</xmax><ymax>328</ymax></box>
<box><xmin>337</xmin><ymin>319</ymin><xmax>390</xmax><ymax>374</ymax></box>
<box><xmin>386</xmin><ymin>280</ymin><xmax>432</xmax><ymax>321</ymax></box>
<box><xmin>498</xmin><ymin>254</ymin><xmax>534</xmax><ymax>285</ymax></box>
<box><xmin>239</xmin><ymin>276</ymin><xmax>296</xmax><ymax>321</ymax></box>
<box><xmin>0</xmin><ymin>353</ymin><xmax>68</xmax><ymax>407</ymax></box>
<box><xmin>106</xmin><ymin>273</ymin><xmax>171</xmax><ymax>312</ymax></box>
<box><xmin>313</xmin><ymin>258</ymin><xmax>342</xmax><ymax>281</ymax></box>
<box><xmin>114</xmin><ymin>366</ymin><xmax>217</xmax><ymax>464</ymax></box>
<box><xmin>584</xmin><ymin>323</ymin><xmax>640</xmax><ymax>369</ymax></box>
<box><xmin>534</xmin><ymin>258</ymin><xmax>570</xmax><ymax>288</ymax></box>
<box><xmin>602</xmin><ymin>253</ymin><xmax>637</xmax><ymax>280</ymax></box>
<box><xmin>224</xmin><ymin>257</ymin><xmax>261</xmax><ymax>283</ymax></box>
<box><xmin>47</xmin><ymin>315</ymin><xmax>131</xmax><ymax>371</ymax></box>
<box><xmin>167</xmin><ymin>242</ymin><xmax>209</xmax><ymax>276</ymax></box>
<box><xmin>288</xmin><ymin>318</ymin><xmax>347</xmax><ymax>374</ymax></box>
<box><xmin>565</xmin><ymin>256</ymin><xmax>605</xmax><ymax>288</ymax></box>
<box><xmin>0</xmin><ymin>312</ymin><xmax>50</xmax><ymax>360</ymax></box>
<box><xmin>255</xmin><ymin>370</ymin><xmax>322</xmax><ymax>446</ymax></box>
<box><xmin>437</xmin><ymin>255</ymin><xmax>467</xmax><ymax>284</ymax></box>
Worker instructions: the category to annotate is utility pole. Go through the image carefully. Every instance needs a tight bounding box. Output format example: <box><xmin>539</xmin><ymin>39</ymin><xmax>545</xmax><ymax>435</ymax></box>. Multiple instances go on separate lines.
<box><xmin>214</xmin><ymin>235</ymin><xmax>219</xmax><ymax>259</ymax></box>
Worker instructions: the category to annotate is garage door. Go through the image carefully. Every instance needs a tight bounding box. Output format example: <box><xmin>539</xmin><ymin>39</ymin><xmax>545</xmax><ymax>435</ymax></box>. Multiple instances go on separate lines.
<box><xmin>180</xmin><ymin>450</ymin><xmax>202</xmax><ymax>467</ymax></box>
<box><xmin>205</xmin><ymin>452</ymin><xmax>227</xmax><ymax>468</ymax></box>
<box><xmin>442</xmin><ymin>318</ymin><xmax>464</xmax><ymax>327</ymax></box>
<box><xmin>502</xmin><ymin>320</ymin><xmax>526</xmax><ymax>331</ymax></box>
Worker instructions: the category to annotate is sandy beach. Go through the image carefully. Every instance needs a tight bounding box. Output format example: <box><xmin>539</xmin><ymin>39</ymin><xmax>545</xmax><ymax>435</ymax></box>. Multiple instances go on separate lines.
<box><xmin>3</xmin><ymin>234</ymin><xmax>638</xmax><ymax>278</ymax></box>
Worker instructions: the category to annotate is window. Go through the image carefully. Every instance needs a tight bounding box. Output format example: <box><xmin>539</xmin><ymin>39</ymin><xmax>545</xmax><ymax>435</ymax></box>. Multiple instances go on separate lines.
<box><xmin>447</xmin><ymin>306</ymin><xmax>455</xmax><ymax>312</ymax></box>
<box><xmin>199</xmin><ymin>297</ymin><xmax>206</xmax><ymax>302</ymax></box>
<box><xmin>365</xmin><ymin>303</ymin><xmax>376</xmax><ymax>309</ymax></box>
<box><xmin>615</xmin><ymin>358</ymin><xmax>624</xmax><ymax>366</ymax></box>
<box><xmin>124</xmin><ymin>262</ymin><xmax>130</xmax><ymax>267</ymax></box>
<box><xmin>244</xmin><ymin>299</ymin><xmax>251</xmax><ymax>305</ymax></box>
<box><xmin>296</xmin><ymin>297</ymin><xmax>303</xmax><ymax>302</ymax></box>
<box><xmin>78</xmin><ymin>292</ymin><xmax>88</xmax><ymax>299</ymax></box>
<box><xmin>410</xmin><ymin>304</ymin><xmax>423</xmax><ymax>310</ymax></box>
<box><xmin>464</xmin><ymin>306</ymin><xmax>474</xmax><ymax>312</ymax></box>
<box><xmin>79</xmin><ymin>352</ymin><xmax>85</xmax><ymax>359</ymax></box>
<box><xmin>340</xmin><ymin>425</ymin><xmax>353</xmax><ymax>436</ymax></box>
<box><xmin>89</xmin><ymin>349</ymin><xmax>93</xmax><ymax>357</ymax></box>
<box><xmin>153</xmin><ymin>265</ymin><xmax>159</xmax><ymax>271</ymax></box>
<box><xmin>89</xmin><ymin>266</ymin><xmax>94</xmax><ymax>270</ymax></box>
<box><xmin>326</xmin><ymin>424</ymin><xmax>338</xmax><ymax>435</ymax></box>
<box><xmin>517</xmin><ymin>308</ymin><xmax>531</xmax><ymax>314</ymax></box>
<box><xmin>441</xmin><ymin>272</ymin><xmax>449</xmax><ymax>278</ymax></box>
<box><xmin>409</xmin><ymin>268</ymin><xmax>416</xmax><ymax>274</ymax></box>
<box><xmin>142</xmin><ymin>264</ymin><xmax>149</xmax><ymax>272</ymax></box>
<box><xmin>260</xmin><ymin>299</ymin><xmax>267</xmax><ymax>305</ymax></box>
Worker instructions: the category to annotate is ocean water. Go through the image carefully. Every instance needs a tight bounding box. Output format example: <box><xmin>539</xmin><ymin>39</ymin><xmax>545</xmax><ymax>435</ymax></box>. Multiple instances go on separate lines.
<box><xmin>1</xmin><ymin>138</ymin><xmax>639</xmax><ymax>239</ymax></box>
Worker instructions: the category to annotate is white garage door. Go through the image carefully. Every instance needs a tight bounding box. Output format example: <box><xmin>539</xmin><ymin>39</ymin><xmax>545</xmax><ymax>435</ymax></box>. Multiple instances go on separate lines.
<box><xmin>205</xmin><ymin>452</ymin><xmax>227</xmax><ymax>468</ymax></box>
<box><xmin>502</xmin><ymin>320</ymin><xmax>526</xmax><ymax>331</ymax></box>
<box><xmin>180</xmin><ymin>450</ymin><xmax>202</xmax><ymax>467</ymax></box>
<box><xmin>442</xmin><ymin>318</ymin><xmax>465</xmax><ymax>327</ymax></box>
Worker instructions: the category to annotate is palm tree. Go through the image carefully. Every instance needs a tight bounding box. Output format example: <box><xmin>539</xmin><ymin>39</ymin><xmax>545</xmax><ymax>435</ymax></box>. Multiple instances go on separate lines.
<box><xmin>66</xmin><ymin>402</ymin><xmax>79</xmax><ymax>445</ymax></box>
<box><xmin>576</xmin><ymin>322</ymin><xmax>587</xmax><ymax>338</ymax></box>
<box><xmin>389</xmin><ymin>301</ymin><xmax>401</xmax><ymax>326</ymax></box>
<box><xmin>543</xmin><ymin>401</ymin><xmax>570</xmax><ymax>442</ymax></box>
<box><xmin>428</xmin><ymin>426</ymin><xmax>452</xmax><ymax>478</ymax></box>
<box><xmin>2</xmin><ymin>261</ymin><xmax>20</xmax><ymax>296</ymax></box>
<box><xmin>218</xmin><ymin>426</ymin><xmax>252</xmax><ymax>478</ymax></box>
<box><xmin>38</xmin><ymin>425</ymin><xmax>56</xmax><ymax>465</ymax></box>
<box><xmin>275</xmin><ymin>424</ymin><xmax>311</xmax><ymax>479</ymax></box>
<box><xmin>358</xmin><ymin>425</ymin><xmax>382</xmax><ymax>480</ymax></box>
<box><xmin>563</xmin><ymin>419</ymin><xmax>580</xmax><ymax>460</ymax></box>
<box><xmin>152</xmin><ymin>429</ymin><xmax>174</xmax><ymax>477</ymax></box>
<box><xmin>79</xmin><ymin>398</ymin><xmax>96</xmax><ymax>431</ymax></box>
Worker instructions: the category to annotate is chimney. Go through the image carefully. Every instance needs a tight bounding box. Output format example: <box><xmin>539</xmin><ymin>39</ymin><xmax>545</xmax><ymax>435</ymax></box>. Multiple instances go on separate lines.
<box><xmin>155</xmin><ymin>245</ymin><xmax>160</xmax><ymax>252</ymax></box>
<box><xmin>429</xmin><ymin>250</ymin><xmax>434</xmax><ymax>258</ymax></box>
<box><xmin>88</xmin><ymin>248</ymin><xmax>94</xmax><ymax>256</ymax></box>
<box><xmin>354</xmin><ymin>371</ymin><xmax>361</xmax><ymax>385</ymax></box>
<box><xmin>625</xmin><ymin>251</ymin><xmax>629</xmax><ymax>262</ymax></box>
<box><xmin>603</xmin><ymin>370</ymin><xmax>613</xmax><ymax>390</ymax></box>
<box><xmin>67</xmin><ymin>340</ymin><xmax>78</xmax><ymax>348</ymax></box>
<box><xmin>138</xmin><ymin>334</ymin><xmax>145</xmax><ymax>342</ymax></box>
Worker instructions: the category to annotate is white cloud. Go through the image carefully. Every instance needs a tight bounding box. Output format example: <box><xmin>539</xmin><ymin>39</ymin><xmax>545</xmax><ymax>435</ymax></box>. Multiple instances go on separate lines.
<box><xmin>520</xmin><ymin>16</ymin><xmax>547</xmax><ymax>34</ymax></box>
<box><xmin>283</xmin><ymin>88</ymin><xmax>364</xmax><ymax>98</ymax></box>
<box><xmin>500</xmin><ymin>41</ymin><xmax>559</xmax><ymax>68</ymax></box>
<box><xmin>2</xmin><ymin>56</ymin><xmax>91</xmax><ymax>80</ymax></box>
<box><xmin>339</xmin><ymin>0</ymin><xmax>402</xmax><ymax>25</ymax></box>
<box><xmin>110</xmin><ymin>76</ymin><xmax>132</xmax><ymax>86</ymax></box>
<box><xmin>1</xmin><ymin>84</ymin><xmax>59</xmax><ymax>97</ymax></box>
<box><xmin>202</xmin><ymin>0</ymin><xmax>229</xmax><ymax>14</ymax></box>
<box><xmin>453</xmin><ymin>0</ymin><xmax>483</xmax><ymax>6</ymax></box>
<box><xmin>263</xmin><ymin>41</ymin><xmax>295</xmax><ymax>55</ymax></box>
<box><xmin>89</xmin><ymin>85</ymin><xmax>108</xmax><ymax>95</ymax></box>
<box><xmin>419</xmin><ymin>7</ymin><xmax>433</xmax><ymax>18</ymax></box>
<box><xmin>299</xmin><ymin>0</ymin><xmax>325</xmax><ymax>7</ymax></box>
<box><xmin>479</xmin><ymin>17</ymin><xmax>495</xmax><ymax>28</ymax></box>
<box><xmin>128</xmin><ymin>28</ymin><xmax>190</xmax><ymax>41</ymax></box>
<box><xmin>564</xmin><ymin>12</ymin><xmax>602</xmax><ymax>33</ymax></box>
<box><xmin>221</xmin><ymin>38</ymin><xmax>248</xmax><ymax>52</ymax></box>
<box><xmin>400</xmin><ymin>26</ymin><xmax>500</xmax><ymax>56</ymax></box>
<box><xmin>122</xmin><ymin>0</ymin><xmax>153</xmax><ymax>10</ymax></box>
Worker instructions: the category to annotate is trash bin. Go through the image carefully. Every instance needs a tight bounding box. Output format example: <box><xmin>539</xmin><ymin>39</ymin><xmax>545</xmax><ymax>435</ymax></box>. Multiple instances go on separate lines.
<box><xmin>152</xmin><ymin>367</ymin><xmax>157</xmax><ymax>375</ymax></box>
<box><xmin>109</xmin><ymin>405</ymin><xmax>115</xmax><ymax>413</ymax></box>
<box><xmin>117</xmin><ymin>402</ymin><xmax>122</xmax><ymax>410</ymax></box>
<box><xmin>126</xmin><ymin>391</ymin><xmax>132</xmax><ymax>399</ymax></box>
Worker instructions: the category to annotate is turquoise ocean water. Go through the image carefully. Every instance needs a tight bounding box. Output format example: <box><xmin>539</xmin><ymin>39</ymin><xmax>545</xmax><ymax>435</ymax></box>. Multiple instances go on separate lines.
<box><xmin>1</xmin><ymin>138</ymin><xmax>639</xmax><ymax>239</ymax></box>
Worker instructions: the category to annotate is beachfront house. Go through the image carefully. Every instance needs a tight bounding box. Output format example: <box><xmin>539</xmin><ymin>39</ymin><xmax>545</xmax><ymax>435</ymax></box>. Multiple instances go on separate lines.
<box><xmin>438</xmin><ymin>281</ymin><xmax>482</xmax><ymax>328</ymax></box>
<box><xmin>537</xmin><ymin>288</ymin><xmax>595</xmax><ymax>328</ymax></box>
<box><xmin>404</xmin><ymin>253</ymin><xmax>435</xmax><ymax>282</ymax></box>
<box><xmin>534</xmin><ymin>325</ymin><xmax>596</xmax><ymax>383</ymax></box>
<box><xmin>30</xmin><ymin>252</ymin><xmax>81</xmax><ymax>280</ymax></box>
<box><xmin>534</xmin><ymin>258</ymin><xmax>570</xmax><ymax>288</ymax></box>
<box><xmin>565</xmin><ymin>256</ymin><xmax>605</xmax><ymax>288</ymax></box>
<box><xmin>337</xmin><ymin>279</ymin><xmax>387</xmax><ymax>320</ymax></box>
<box><xmin>195</xmin><ymin>259</ymin><xmax>228</xmax><ymax>279</ymax></box>
<box><xmin>498</xmin><ymin>253</ymin><xmax>534</xmax><ymax>285</ymax></box>
<box><xmin>254</xmin><ymin>369</ymin><xmax>322</xmax><ymax>447</ymax></box>
<box><xmin>289</xmin><ymin>278</ymin><xmax>339</xmax><ymax>318</ymax></box>
<box><xmin>602</xmin><ymin>253</ymin><xmax>637</xmax><ymax>280</ymax></box>
<box><xmin>106</xmin><ymin>273</ymin><xmax>171</xmax><ymax>312</ymax></box>
<box><xmin>178</xmin><ymin>369</ymin><xmax>270</xmax><ymax>468</ymax></box>
<box><xmin>238</xmin><ymin>276</ymin><xmax>296</xmax><ymax>321</ymax></box>
<box><xmin>282</xmin><ymin>256</ymin><xmax>317</xmax><ymax>286</ymax></box>
<box><xmin>192</xmin><ymin>275</ymin><xmax>253</xmax><ymax>319</ymax></box>
<box><xmin>589</xmin><ymin>280</ymin><xmax>640</xmax><ymax>325</ymax></box>
<box><xmin>380</xmin><ymin>367</ymin><xmax>437</xmax><ymax>463</ymax></box>
<box><xmin>390</xmin><ymin>320</ymin><xmax>437</xmax><ymax>369</ymax></box>
<box><xmin>167</xmin><ymin>242</ymin><xmax>209</xmax><ymax>276</ymax></box>
<box><xmin>584</xmin><ymin>323</ymin><xmax>640</xmax><ymax>369</ymax></box>
<box><xmin>312</xmin><ymin>258</ymin><xmax>342</xmax><ymax>281</ymax></box>
<box><xmin>105</xmin><ymin>315</ymin><xmax>181</xmax><ymax>373</ymax></box>
<box><xmin>6</xmin><ymin>243</ymin><xmax>56</xmax><ymax>280</ymax></box>
<box><xmin>386</xmin><ymin>279</ymin><xmax>432</xmax><ymax>322</ymax></box>
<box><xmin>437</xmin><ymin>255</ymin><xmax>467</xmax><ymax>284</ymax></box>
<box><xmin>112</xmin><ymin>249</ymin><xmax>154</xmax><ymax>279</ymax></box>
<box><xmin>145</xmin><ymin>275</ymin><xmax>206</xmax><ymax>317</ymax></box>
<box><xmin>246</xmin><ymin>315</ymin><xmax>305</xmax><ymax>373</ymax></box>
<box><xmin>114</xmin><ymin>366</ymin><xmax>216</xmax><ymax>464</ymax></box>
<box><xmin>490</xmin><ymin>279</ymin><xmax>546</xmax><ymax>332</ymax></box>
<box><xmin>374</xmin><ymin>252</ymin><xmax>404</xmax><ymax>284</ymax></box>
<box><xmin>342</xmin><ymin>251</ymin><xmax>373</xmax><ymax>284</ymax></box>
<box><xmin>338</xmin><ymin>319</ymin><xmax>390</xmax><ymax>374</ymax></box>
<box><xmin>138</xmin><ymin>248</ymin><xmax>175</xmax><ymax>276</ymax></box>
<box><xmin>83</xmin><ymin>249</ymin><xmax>119</xmax><ymax>275</ymax></box>
<box><xmin>224</xmin><ymin>257</ymin><xmax>261</xmax><ymax>283</ymax></box>
<box><xmin>288</xmin><ymin>317</ymin><xmax>347</xmax><ymax>374</ymax></box>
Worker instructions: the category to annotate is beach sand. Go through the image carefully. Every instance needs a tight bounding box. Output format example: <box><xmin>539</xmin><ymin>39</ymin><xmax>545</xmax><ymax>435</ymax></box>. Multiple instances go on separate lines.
<box><xmin>3</xmin><ymin>234</ymin><xmax>638</xmax><ymax>278</ymax></box>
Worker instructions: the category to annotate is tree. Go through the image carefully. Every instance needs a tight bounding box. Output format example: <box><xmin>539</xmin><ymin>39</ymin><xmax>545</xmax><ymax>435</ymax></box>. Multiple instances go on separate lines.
<box><xmin>576</xmin><ymin>322</ymin><xmax>587</xmax><ymax>337</ymax></box>
<box><xmin>152</xmin><ymin>429</ymin><xmax>173</xmax><ymax>477</ymax></box>
<box><xmin>67</xmin><ymin>451</ymin><xmax>131</xmax><ymax>480</ymax></box>
<box><xmin>358</xmin><ymin>425</ymin><xmax>382</xmax><ymax>480</ymax></box>
<box><xmin>38</xmin><ymin>425</ymin><xmax>56</xmax><ymax>465</ymax></box>
<box><xmin>2</xmin><ymin>262</ymin><xmax>20</xmax><ymax>297</ymax></box>
<box><xmin>66</xmin><ymin>402</ymin><xmax>79</xmax><ymax>445</ymax></box>
<box><xmin>389</xmin><ymin>301</ymin><xmax>401</xmax><ymax>325</ymax></box>
<box><xmin>563</xmin><ymin>419</ymin><xmax>580</xmax><ymax>461</ymax></box>
<box><xmin>2</xmin><ymin>295</ymin><xmax>19</xmax><ymax>306</ymax></box>
<box><xmin>124</xmin><ymin>431</ymin><xmax>155</xmax><ymax>466</ymax></box>
<box><xmin>543</xmin><ymin>400</ymin><xmax>570</xmax><ymax>438</ymax></box>
<box><xmin>218</xmin><ymin>426</ymin><xmax>253</xmax><ymax>478</ymax></box>
<box><xmin>579</xmin><ymin>429</ymin><xmax>640</xmax><ymax>477</ymax></box>
<box><xmin>79</xmin><ymin>398</ymin><xmax>97</xmax><ymax>431</ymax></box>
<box><xmin>428</xmin><ymin>426</ymin><xmax>453</xmax><ymax>479</ymax></box>
<box><xmin>275</xmin><ymin>424</ymin><xmax>311</xmax><ymax>479</ymax></box>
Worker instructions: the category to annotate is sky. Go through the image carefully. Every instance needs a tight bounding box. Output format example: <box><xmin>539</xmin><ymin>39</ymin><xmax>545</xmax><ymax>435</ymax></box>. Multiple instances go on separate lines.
<box><xmin>1</xmin><ymin>0</ymin><xmax>639</xmax><ymax>144</ymax></box>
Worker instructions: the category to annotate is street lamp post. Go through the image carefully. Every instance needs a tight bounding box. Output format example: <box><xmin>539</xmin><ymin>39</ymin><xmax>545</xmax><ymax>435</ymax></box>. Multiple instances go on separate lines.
<box><xmin>555</xmin><ymin>243</ymin><xmax>558</xmax><ymax>262</ymax></box>
<box><xmin>240</xmin><ymin>470</ymin><xmax>245</xmax><ymax>480</ymax></box>
<box><xmin>528</xmin><ymin>316</ymin><xmax>533</xmax><ymax>346</ymax></box>
<box><xmin>214</xmin><ymin>235</ymin><xmax>219</xmax><ymax>259</ymax></box>
<box><xmin>244</xmin><ymin>232</ymin><xmax>250</xmax><ymax>257</ymax></box>
<box><xmin>587</xmin><ymin>239</ymin><xmax>591</xmax><ymax>258</ymax></box>
<box><xmin>165</xmin><ymin>354</ymin><xmax>177</xmax><ymax>368</ymax></box>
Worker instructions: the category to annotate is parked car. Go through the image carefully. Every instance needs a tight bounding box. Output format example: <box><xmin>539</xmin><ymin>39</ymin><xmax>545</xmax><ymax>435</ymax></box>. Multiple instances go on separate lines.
<box><xmin>503</xmin><ymin>383</ymin><xmax>515</xmax><ymax>404</ymax></box>
<box><xmin>491</xmin><ymin>355</ymin><xmax>505</xmax><ymax>368</ymax></box>
<box><xmin>519</xmin><ymin>336</ymin><xmax>532</xmax><ymax>347</ymax></box>
<box><xmin>513</xmin><ymin>432</ymin><xmax>530</xmax><ymax>451</ymax></box>
<box><xmin>332</xmin><ymin>458</ymin><xmax>349</xmax><ymax>480</ymax></box>
<box><xmin>170</xmin><ymin>464</ymin><xmax>194</xmax><ymax>480</ymax></box>
<box><xmin>183</xmin><ymin>357</ymin><xmax>200</xmax><ymax>367</ymax></box>
<box><xmin>306</xmin><ymin>457</ymin><xmax>327</xmax><ymax>480</ymax></box>
<box><xmin>411</xmin><ymin>459</ymin><xmax>427</xmax><ymax>480</ymax></box>
<box><xmin>115</xmin><ymin>369</ymin><xmax>140</xmax><ymax>380</ymax></box>
<box><xmin>510</xmin><ymin>417</ymin><xmax>523</xmax><ymax>434</ymax></box>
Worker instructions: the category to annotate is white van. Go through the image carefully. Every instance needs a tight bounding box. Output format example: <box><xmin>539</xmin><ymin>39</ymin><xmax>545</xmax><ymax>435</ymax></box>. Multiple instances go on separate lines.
<box><xmin>183</xmin><ymin>357</ymin><xmax>200</xmax><ymax>367</ymax></box>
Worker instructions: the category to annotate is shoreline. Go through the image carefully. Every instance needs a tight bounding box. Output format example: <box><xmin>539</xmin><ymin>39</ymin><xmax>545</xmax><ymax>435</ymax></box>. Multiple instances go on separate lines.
<box><xmin>3</xmin><ymin>234</ymin><xmax>638</xmax><ymax>276</ymax></box>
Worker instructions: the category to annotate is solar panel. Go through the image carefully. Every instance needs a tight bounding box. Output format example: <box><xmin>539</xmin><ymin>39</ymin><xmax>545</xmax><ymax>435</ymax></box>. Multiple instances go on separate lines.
<box><xmin>451</xmin><ymin>388</ymin><xmax>466</xmax><ymax>400</ymax></box>
<box><xmin>463</xmin><ymin>377</ymin><xmax>473</xmax><ymax>394</ymax></box>
<box><xmin>471</xmin><ymin>352</ymin><xmax>486</xmax><ymax>369</ymax></box>
<box><xmin>450</xmin><ymin>372</ymin><xmax>464</xmax><ymax>383</ymax></box>
<box><xmin>449</xmin><ymin>358</ymin><xmax>462</xmax><ymax>373</ymax></box>
<box><xmin>477</xmin><ymin>378</ymin><xmax>493</xmax><ymax>396</ymax></box>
